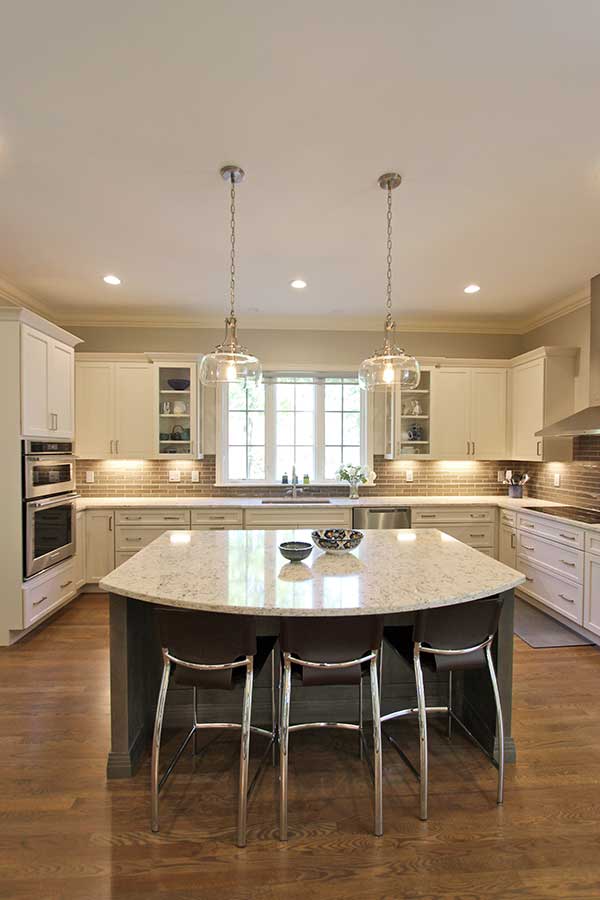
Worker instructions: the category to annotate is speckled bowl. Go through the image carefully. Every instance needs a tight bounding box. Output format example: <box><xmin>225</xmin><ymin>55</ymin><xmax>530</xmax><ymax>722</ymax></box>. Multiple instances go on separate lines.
<box><xmin>311</xmin><ymin>528</ymin><xmax>364</xmax><ymax>555</ymax></box>
<box><xmin>278</xmin><ymin>541</ymin><xmax>313</xmax><ymax>563</ymax></box>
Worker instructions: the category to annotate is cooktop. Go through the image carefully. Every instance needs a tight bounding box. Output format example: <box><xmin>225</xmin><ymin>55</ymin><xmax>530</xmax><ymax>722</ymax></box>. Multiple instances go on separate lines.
<box><xmin>526</xmin><ymin>506</ymin><xmax>600</xmax><ymax>525</ymax></box>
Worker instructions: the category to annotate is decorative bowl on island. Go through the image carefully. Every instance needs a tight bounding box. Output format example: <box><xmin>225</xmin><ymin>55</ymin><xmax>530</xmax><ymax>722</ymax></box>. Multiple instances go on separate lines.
<box><xmin>311</xmin><ymin>528</ymin><xmax>364</xmax><ymax>555</ymax></box>
<box><xmin>278</xmin><ymin>541</ymin><xmax>313</xmax><ymax>562</ymax></box>
<box><xmin>167</xmin><ymin>378</ymin><xmax>191</xmax><ymax>391</ymax></box>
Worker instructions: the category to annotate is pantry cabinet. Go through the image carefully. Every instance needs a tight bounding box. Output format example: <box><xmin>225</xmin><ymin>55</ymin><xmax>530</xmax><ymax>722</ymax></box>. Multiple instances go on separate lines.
<box><xmin>76</xmin><ymin>361</ymin><xmax>154</xmax><ymax>458</ymax></box>
<box><xmin>509</xmin><ymin>349</ymin><xmax>576</xmax><ymax>462</ymax></box>
<box><xmin>21</xmin><ymin>325</ymin><xmax>75</xmax><ymax>439</ymax></box>
<box><xmin>430</xmin><ymin>367</ymin><xmax>508</xmax><ymax>459</ymax></box>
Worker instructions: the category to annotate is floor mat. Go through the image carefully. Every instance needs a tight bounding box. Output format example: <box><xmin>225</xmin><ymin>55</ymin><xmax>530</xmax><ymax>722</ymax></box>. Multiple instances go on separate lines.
<box><xmin>514</xmin><ymin>596</ymin><xmax>593</xmax><ymax>648</ymax></box>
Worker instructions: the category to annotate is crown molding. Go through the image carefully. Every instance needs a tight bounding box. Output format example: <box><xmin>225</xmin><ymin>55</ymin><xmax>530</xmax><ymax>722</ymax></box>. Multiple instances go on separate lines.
<box><xmin>0</xmin><ymin>275</ymin><xmax>56</xmax><ymax>320</ymax></box>
<box><xmin>520</xmin><ymin>288</ymin><xmax>591</xmax><ymax>333</ymax></box>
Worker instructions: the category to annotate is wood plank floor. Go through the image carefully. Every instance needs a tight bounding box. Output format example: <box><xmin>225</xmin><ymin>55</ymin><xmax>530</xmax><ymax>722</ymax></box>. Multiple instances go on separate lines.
<box><xmin>2</xmin><ymin>594</ymin><xmax>600</xmax><ymax>900</ymax></box>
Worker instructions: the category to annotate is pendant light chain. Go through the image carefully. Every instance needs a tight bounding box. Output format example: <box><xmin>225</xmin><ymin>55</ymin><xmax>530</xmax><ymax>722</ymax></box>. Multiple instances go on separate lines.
<box><xmin>229</xmin><ymin>176</ymin><xmax>236</xmax><ymax>319</ymax></box>
<box><xmin>386</xmin><ymin>184</ymin><xmax>393</xmax><ymax>314</ymax></box>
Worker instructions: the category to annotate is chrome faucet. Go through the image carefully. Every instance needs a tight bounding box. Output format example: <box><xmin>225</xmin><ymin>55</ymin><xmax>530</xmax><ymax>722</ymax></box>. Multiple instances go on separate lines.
<box><xmin>285</xmin><ymin>465</ymin><xmax>302</xmax><ymax>499</ymax></box>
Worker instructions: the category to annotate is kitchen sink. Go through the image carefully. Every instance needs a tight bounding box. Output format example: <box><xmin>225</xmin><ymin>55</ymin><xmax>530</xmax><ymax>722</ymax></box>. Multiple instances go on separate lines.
<box><xmin>261</xmin><ymin>498</ymin><xmax>331</xmax><ymax>504</ymax></box>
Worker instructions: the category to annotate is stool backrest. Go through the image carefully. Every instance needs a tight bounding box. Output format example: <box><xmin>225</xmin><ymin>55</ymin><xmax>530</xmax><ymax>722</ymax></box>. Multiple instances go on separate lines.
<box><xmin>414</xmin><ymin>596</ymin><xmax>503</xmax><ymax>651</ymax></box>
<box><xmin>280</xmin><ymin>615</ymin><xmax>383</xmax><ymax>662</ymax></box>
<box><xmin>155</xmin><ymin>608</ymin><xmax>257</xmax><ymax>664</ymax></box>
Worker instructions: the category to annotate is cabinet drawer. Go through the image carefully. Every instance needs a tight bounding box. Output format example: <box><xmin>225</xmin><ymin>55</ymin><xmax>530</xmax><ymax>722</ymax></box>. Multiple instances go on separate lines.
<box><xmin>517</xmin><ymin>531</ymin><xmax>583</xmax><ymax>583</ymax></box>
<box><xmin>244</xmin><ymin>507</ymin><xmax>352</xmax><ymax>529</ymax></box>
<box><xmin>433</xmin><ymin>524</ymin><xmax>495</xmax><ymax>548</ymax></box>
<box><xmin>23</xmin><ymin>561</ymin><xmax>76</xmax><ymax>627</ymax></box>
<box><xmin>412</xmin><ymin>507</ymin><xmax>495</xmax><ymax>524</ymax></box>
<box><xmin>584</xmin><ymin>531</ymin><xmax>600</xmax><ymax>556</ymax></box>
<box><xmin>115</xmin><ymin>509</ymin><xmax>190</xmax><ymax>526</ymax></box>
<box><xmin>517</xmin><ymin>557</ymin><xmax>583</xmax><ymax>625</ymax></box>
<box><xmin>517</xmin><ymin>513</ymin><xmax>583</xmax><ymax>549</ymax></box>
<box><xmin>499</xmin><ymin>509</ymin><xmax>517</xmax><ymax>528</ymax></box>
<box><xmin>115</xmin><ymin>551</ymin><xmax>138</xmax><ymax>566</ymax></box>
<box><xmin>115</xmin><ymin>525</ymin><xmax>189</xmax><ymax>552</ymax></box>
<box><xmin>191</xmin><ymin>508</ymin><xmax>244</xmax><ymax>526</ymax></box>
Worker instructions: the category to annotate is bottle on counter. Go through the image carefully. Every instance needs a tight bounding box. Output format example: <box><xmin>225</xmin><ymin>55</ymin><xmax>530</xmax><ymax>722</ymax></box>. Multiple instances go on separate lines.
<box><xmin>282</xmin><ymin>472</ymin><xmax>289</xmax><ymax>484</ymax></box>
<box><xmin>303</xmin><ymin>474</ymin><xmax>310</xmax><ymax>485</ymax></box>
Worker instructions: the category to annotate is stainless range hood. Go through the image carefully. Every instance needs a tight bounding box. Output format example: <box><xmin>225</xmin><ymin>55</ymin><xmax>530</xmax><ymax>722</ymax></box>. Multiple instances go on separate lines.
<box><xmin>535</xmin><ymin>274</ymin><xmax>599</xmax><ymax>437</ymax></box>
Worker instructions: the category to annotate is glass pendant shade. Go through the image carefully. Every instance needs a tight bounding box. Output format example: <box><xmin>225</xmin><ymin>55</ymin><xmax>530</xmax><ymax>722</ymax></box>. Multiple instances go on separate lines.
<box><xmin>358</xmin><ymin>316</ymin><xmax>420</xmax><ymax>391</ymax></box>
<box><xmin>199</xmin><ymin>316</ymin><xmax>262</xmax><ymax>386</ymax></box>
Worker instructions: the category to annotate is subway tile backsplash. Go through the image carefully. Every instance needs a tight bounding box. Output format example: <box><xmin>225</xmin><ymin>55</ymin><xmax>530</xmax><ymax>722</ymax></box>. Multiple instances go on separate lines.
<box><xmin>75</xmin><ymin>437</ymin><xmax>600</xmax><ymax>504</ymax></box>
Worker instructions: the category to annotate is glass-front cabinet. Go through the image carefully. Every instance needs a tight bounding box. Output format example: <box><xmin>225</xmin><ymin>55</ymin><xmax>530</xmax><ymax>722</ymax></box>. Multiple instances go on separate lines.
<box><xmin>383</xmin><ymin>367</ymin><xmax>432</xmax><ymax>459</ymax></box>
<box><xmin>154</xmin><ymin>360</ymin><xmax>201</xmax><ymax>459</ymax></box>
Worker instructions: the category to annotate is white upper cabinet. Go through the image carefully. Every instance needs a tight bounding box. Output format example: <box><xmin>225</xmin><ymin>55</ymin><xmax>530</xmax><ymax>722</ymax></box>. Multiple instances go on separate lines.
<box><xmin>383</xmin><ymin>368</ymin><xmax>432</xmax><ymax>459</ymax></box>
<box><xmin>509</xmin><ymin>349</ymin><xmax>576</xmax><ymax>462</ymax></box>
<box><xmin>431</xmin><ymin>366</ymin><xmax>507</xmax><ymax>459</ymax></box>
<box><xmin>76</xmin><ymin>361</ymin><xmax>154</xmax><ymax>459</ymax></box>
<box><xmin>21</xmin><ymin>325</ymin><xmax>75</xmax><ymax>439</ymax></box>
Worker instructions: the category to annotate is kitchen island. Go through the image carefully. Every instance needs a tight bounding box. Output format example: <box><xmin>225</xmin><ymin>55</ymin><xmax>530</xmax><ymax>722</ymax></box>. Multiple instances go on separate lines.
<box><xmin>101</xmin><ymin>528</ymin><xmax>524</xmax><ymax>778</ymax></box>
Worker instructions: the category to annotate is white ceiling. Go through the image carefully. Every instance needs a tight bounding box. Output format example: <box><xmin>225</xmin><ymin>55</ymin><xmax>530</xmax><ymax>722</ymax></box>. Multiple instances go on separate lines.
<box><xmin>1</xmin><ymin>1</ymin><xmax>600</xmax><ymax>331</ymax></box>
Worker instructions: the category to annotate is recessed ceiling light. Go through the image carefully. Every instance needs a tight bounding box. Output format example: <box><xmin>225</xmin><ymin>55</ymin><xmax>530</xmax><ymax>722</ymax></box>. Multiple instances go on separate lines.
<box><xmin>464</xmin><ymin>284</ymin><xmax>480</xmax><ymax>294</ymax></box>
<box><xmin>103</xmin><ymin>274</ymin><xmax>121</xmax><ymax>285</ymax></box>
<box><xmin>290</xmin><ymin>279</ymin><xmax>307</xmax><ymax>289</ymax></box>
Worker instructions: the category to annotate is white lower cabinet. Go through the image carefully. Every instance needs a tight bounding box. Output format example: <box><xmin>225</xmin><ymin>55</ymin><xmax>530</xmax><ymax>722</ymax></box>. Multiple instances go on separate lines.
<box><xmin>411</xmin><ymin>506</ymin><xmax>497</xmax><ymax>557</ymax></box>
<box><xmin>244</xmin><ymin>507</ymin><xmax>353</xmax><ymax>530</ymax></box>
<box><xmin>584</xmin><ymin>553</ymin><xmax>600</xmax><ymax>637</ymax></box>
<box><xmin>86</xmin><ymin>510</ymin><xmax>116</xmax><ymax>582</ymax></box>
<box><xmin>74</xmin><ymin>510</ymin><xmax>86</xmax><ymax>589</ymax></box>
<box><xmin>23</xmin><ymin>560</ymin><xmax>76</xmax><ymax>627</ymax></box>
<box><xmin>498</xmin><ymin>524</ymin><xmax>517</xmax><ymax>569</ymax></box>
<box><xmin>517</xmin><ymin>557</ymin><xmax>583</xmax><ymax>625</ymax></box>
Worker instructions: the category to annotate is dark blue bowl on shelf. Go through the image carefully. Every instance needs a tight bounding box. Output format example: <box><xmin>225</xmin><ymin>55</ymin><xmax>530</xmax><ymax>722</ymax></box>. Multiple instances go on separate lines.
<box><xmin>167</xmin><ymin>378</ymin><xmax>190</xmax><ymax>391</ymax></box>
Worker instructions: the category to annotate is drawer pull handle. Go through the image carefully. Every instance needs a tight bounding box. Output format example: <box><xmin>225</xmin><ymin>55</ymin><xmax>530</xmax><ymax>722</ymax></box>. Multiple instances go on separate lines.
<box><xmin>470</xmin><ymin>514</ymin><xmax>486</xmax><ymax>519</ymax></box>
<box><xmin>469</xmin><ymin>533</ymin><xmax>485</xmax><ymax>538</ymax></box>
<box><xmin>208</xmin><ymin>526</ymin><xmax>225</xmax><ymax>530</ymax></box>
<box><xmin>125</xmin><ymin>537</ymin><xmax>143</xmax><ymax>542</ymax></box>
<box><xmin>525</xmin><ymin>576</ymin><xmax>533</xmax><ymax>582</ymax></box>
<box><xmin>421</xmin><ymin>514</ymin><xmax>436</xmax><ymax>519</ymax></box>
<box><xmin>522</xmin><ymin>522</ymin><xmax>535</xmax><ymax>529</ymax></box>
<box><xmin>60</xmin><ymin>581</ymin><xmax>73</xmax><ymax>589</ymax></box>
<box><xmin>33</xmin><ymin>595</ymin><xmax>48</xmax><ymax>606</ymax></box>
<box><xmin>164</xmin><ymin>517</ymin><xmax>180</xmax><ymax>521</ymax></box>
<box><xmin>560</xmin><ymin>559</ymin><xmax>576</xmax><ymax>567</ymax></box>
<box><xmin>559</xmin><ymin>533</ymin><xmax>576</xmax><ymax>541</ymax></box>
<box><xmin>510</xmin><ymin>534</ymin><xmax>516</xmax><ymax>549</ymax></box>
<box><xmin>207</xmin><ymin>516</ymin><xmax>226</xmax><ymax>520</ymax></box>
<box><xmin>124</xmin><ymin>516</ymin><xmax>142</xmax><ymax>521</ymax></box>
<box><xmin>558</xmin><ymin>593</ymin><xmax>574</xmax><ymax>604</ymax></box>
<box><xmin>522</xmin><ymin>544</ymin><xmax>535</xmax><ymax>551</ymax></box>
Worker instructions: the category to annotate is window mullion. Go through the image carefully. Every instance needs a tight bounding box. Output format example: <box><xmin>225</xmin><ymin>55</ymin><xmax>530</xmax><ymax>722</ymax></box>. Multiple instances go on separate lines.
<box><xmin>266</xmin><ymin>382</ymin><xmax>276</xmax><ymax>482</ymax></box>
<box><xmin>315</xmin><ymin>383</ymin><xmax>325</xmax><ymax>481</ymax></box>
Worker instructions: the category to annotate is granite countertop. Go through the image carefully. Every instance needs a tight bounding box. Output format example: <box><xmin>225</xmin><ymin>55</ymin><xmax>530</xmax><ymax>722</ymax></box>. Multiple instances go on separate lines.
<box><xmin>100</xmin><ymin>527</ymin><xmax>525</xmax><ymax>616</ymax></box>
<box><xmin>77</xmin><ymin>494</ymin><xmax>562</xmax><ymax>511</ymax></box>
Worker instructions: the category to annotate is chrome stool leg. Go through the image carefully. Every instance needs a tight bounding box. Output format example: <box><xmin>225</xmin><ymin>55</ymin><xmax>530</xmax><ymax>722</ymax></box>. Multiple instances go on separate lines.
<box><xmin>414</xmin><ymin>646</ymin><xmax>429</xmax><ymax>821</ymax></box>
<box><xmin>486</xmin><ymin>644</ymin><xmax>505</xmax><ymax>805</ymax></box>
<box><xmin>370</xmin><ymin>656</ymin><xmax>383</xmax><ymax>836</ymax></box>
<box><xmin>358</xmin><ymin>677</ymin><xmax>364</xmax><ymax>760</ymax></box>
<box><xmin>271</xmin><ymin>649</ymin><xmax>278</xmax><ymax>767</ymax></box>
<box><xmin>151</xmin><ymin>657</ymin><xmax>171</xmax><ymax>833</ymax></box>
<box><xmin>447</xmin><ymin>670</ymin><xmax>453</xmax><ymax>740</ymax></box>
<box><xmin>192</xmin><ymin>686</ymin><xmax>199</xmax><ymax>756</ymax></box>
<box><xmin>279</xmin><ymin>653</ymin><xmax>292</xmax><ymax>841</ymax></box>
<box><xmin>237</xmin><ymin>657</ymin><xmax>254</xmax><ymax>848</ymax></box>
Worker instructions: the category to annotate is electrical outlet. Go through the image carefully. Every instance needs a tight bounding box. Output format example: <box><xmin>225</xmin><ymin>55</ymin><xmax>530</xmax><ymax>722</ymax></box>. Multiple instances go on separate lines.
<box><xmin>168</xmin><ymin>470</ymin><xmax>181</xmax><ymax>483</ymax></box>
<box><xmin>406</xmin><ymin>468</ymin><xmax>414</xmax><ymax>483</ymax></box>
<box><xmin>553</xmin><ymin>472</ymin><xmax>561</xmax><ymax>487</ymax></box>
<box><xmin>191</xmin><ymin>470</ymin><xmax>200</xmax><ymax>483</ymax></box>
<box><xmin>85</xmin><ymin>470</ymin><xmax>95</xmax><ymax>483</ymax></box>
<box><xmin>497</xmin><ymin>470</ymin><xmax>504</xmax><ymax>483</ymax></box>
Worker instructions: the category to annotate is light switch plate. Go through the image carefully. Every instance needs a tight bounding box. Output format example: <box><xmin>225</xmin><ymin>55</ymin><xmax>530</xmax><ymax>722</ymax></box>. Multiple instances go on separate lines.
<box><xmin>406</xmin><ymin>468</ymin><xmax>413</xmax><ymax>483</ymax></box>
<box><xmin>191</xmin><ymin>470</ymin><xmax>200</xmax><ymax>483</ymax></box>
<box><xmin>553</xmin><ymin>472</ymin><xmax>561</xmax><ymax>487</ymax></box>
<box><xmin>168</xmin><ymin>470</ymin><xmax>181</xmax><ymax>483</ymax></box>
<box><xmin>85</xmin><ymin>470</ymin><xmax>95</xmax><ymax>483</ymax></box>
<box><xmin>497</xmin><ymin>470</ymin><xmax>504</xmax><ymax>483</ymax></box>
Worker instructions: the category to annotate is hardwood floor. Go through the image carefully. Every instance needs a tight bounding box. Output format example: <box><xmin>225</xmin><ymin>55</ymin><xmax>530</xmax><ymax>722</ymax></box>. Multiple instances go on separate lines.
<box><xmin>2</xmin><ymin>594</ymin><xmax>600</xmax><ymax>900</ymax></box>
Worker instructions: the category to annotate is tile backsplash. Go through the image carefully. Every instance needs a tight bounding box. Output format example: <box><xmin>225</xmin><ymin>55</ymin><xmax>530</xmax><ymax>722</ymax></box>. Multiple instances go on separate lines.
<box><xmin>75</xmin><ymin>437</ymin><xmax>600</xmax><ymax>504</ymax></box>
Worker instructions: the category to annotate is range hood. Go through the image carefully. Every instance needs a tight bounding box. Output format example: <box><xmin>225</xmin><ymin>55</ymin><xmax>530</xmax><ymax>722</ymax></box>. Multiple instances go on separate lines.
<box><xmin>535</xmin><ymin>274</ymin><xmax>599</xmax><ymax>437</ymax></box>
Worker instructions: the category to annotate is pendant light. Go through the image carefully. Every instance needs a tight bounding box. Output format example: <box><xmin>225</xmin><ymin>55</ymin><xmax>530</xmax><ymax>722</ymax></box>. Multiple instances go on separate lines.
<box><xmin>199</xmin><ymin>165</ymin><xmax>262</xmax><ymax>387</ymax></box>
<box><xmin>358</xmin><ymin>173</ymin><xmax>420</xmax><ymax>391</ymax></box>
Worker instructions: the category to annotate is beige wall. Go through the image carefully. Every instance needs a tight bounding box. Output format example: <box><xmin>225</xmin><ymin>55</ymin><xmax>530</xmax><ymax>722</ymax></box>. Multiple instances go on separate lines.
<box><xmin>73</xmin><ymin>325</ymin><xmax>521</xmax><ymax>363</ymax></box>
<box><xmin>519</xmin><ymin>303</ymin><xmax>591</xmax><ymax>411</ymax></box>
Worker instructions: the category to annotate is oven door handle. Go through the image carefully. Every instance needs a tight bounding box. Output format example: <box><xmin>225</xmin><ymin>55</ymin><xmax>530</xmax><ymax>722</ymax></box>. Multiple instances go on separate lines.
<box><xmin>28</xmin><ymin>492</ymin><xmax>80</xmax><ymax>509</ymax></box>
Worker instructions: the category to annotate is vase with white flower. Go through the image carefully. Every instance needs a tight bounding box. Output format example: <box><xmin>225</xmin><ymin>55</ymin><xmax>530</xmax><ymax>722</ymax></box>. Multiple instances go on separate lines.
<box><xmin>336</xmin><ymin>463</ymin><xmax>376</xmax><ymax>500</ymax></box>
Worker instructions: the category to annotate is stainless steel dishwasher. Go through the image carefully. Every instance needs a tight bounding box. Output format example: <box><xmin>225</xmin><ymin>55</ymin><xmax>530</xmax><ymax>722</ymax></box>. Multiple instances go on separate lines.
<box><xmin>352</xmin><ymin>507</ymin><xmax>411</xmax><ymax>529</ymax></box>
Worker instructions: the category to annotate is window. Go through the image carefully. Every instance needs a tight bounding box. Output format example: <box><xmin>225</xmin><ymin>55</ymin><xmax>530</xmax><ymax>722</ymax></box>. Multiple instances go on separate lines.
<box><xmin>218</xmin><ymin>374</ymin><xmax>368</xmax><ymax>484</ymax></box>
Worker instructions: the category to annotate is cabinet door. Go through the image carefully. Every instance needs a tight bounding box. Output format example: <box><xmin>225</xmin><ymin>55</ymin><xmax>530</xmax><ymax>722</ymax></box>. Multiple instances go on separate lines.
<box><xmin>114</xmin><ymin>363</ymin><xmax>155</xmax><ymax>458</ymax></box>
<box><xmin>48</xmin><ymin>340</ymin><xmax>74</xmax><ymax>438</ymax></box>
<box><xmin>584</xmin><ymin>554</ymin><xmax>600</xmax><ymax>638</ymax></box>
<box><xmin>74</xmin><ymin>511</ymin><xmax>86</xmax><ymax>589</ymax></box>
<box><xmin>85</xmin><ymin>510</ymin><xmax>115</xmax><ymax>582</ymax></box>
<box><xmin>470</xmin><ymin>369</ymin><xmax>507</xmax><ymax>459</ymax></box>
<box><xmin>383</xmin><ymin>387</ymin><xmax>397</xmax><ymax>459</ymax></box>
<box><xmin>511</xmin><ymin>359</ymin><xmax>545</xmax><ymax>461</ymax></box>
<box><xmin>75</xmin><ymin>363</ymin><xmax>115</xmax><ymax>458</ymax></box>
<box><xmin>431</xmin><ymin>368</ymin><xmax>470</xmax><ymax>459</ymax></box>
<box><xmin>498</xmin><ymin>525</ymin><xmax>517</xmax><ymax>569</ymax></box>
<box><xmin>21</xmin><ymin>326</ymin><xmax>51</xmax><ymax>437</ymax></box>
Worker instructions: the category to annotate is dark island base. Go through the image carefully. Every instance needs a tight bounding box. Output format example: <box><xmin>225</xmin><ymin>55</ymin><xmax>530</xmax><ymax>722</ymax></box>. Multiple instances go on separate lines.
<box><xmin>107</xmin><ymin>590</ymin><xmax>515</xmax><ymax>779</ymax></box>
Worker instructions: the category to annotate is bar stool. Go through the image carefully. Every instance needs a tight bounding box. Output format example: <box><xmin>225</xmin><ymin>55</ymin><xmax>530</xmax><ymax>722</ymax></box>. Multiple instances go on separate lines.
<box><xmin>151</xmin><ymin>608</ymin><xmax>277</xmax><ymax>847</ymax></box>
<box><xmin>278</xmin><ymin>615</ymin><xmax>384</xmax><ymax>840</ymax></box>
<box><xmin>382</xmin><ymin>596</ymin><xmax>505</xmax><ymax>821</ymax></box>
